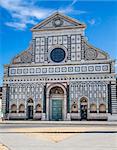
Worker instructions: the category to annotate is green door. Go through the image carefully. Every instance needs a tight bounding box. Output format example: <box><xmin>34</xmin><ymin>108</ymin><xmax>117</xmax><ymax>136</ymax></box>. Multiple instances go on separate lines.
<box><xmin>52</xmin><ymin>100</ymin><xmax>62</xmax><ymax>121</ymax></box>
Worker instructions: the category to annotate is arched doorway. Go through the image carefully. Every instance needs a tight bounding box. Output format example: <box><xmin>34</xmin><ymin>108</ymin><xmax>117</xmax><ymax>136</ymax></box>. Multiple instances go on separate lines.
<box><xmin>46</xmin><ymin>84</ymin><xmax>67</xmax><ymax>121</ymax></box>
<box><xmin>80</xmin><ymin>97</ymin><xmax>88</xmax><ymax>120</ymax></box>
<box><xmin>50</xmin><ymin>86</ymin><xmax>64</xmax><ymax>121</ymax></box>
<box><xmin>47</xmin><ymin>85</ymin><xmax>66</xmax><ymax>121</ymax></box>
<box><xmin>27</xmin><ymin>98</ymin><xmax>33</xmax><ymax>119</ymax></box>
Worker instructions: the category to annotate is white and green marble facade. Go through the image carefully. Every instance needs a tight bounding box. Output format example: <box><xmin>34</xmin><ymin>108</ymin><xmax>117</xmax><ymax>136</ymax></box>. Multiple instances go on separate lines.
<box><xmin>2</xmin><ymin>12</ymin><xmax>117</xmax><ymax>120</ymax></box>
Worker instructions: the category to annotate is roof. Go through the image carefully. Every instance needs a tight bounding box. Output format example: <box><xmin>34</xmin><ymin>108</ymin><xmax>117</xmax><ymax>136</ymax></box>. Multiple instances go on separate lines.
<box><xmin>31</xmin><ymin>12</ymin><xmax>86</xmax><ymax>32</ymax></box>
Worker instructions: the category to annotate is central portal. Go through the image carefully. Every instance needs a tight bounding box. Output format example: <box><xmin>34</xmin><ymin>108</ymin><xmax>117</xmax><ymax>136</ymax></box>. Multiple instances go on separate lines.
<box><xmin>52</xmin><ymin>99</ymin><xmax>62</xmax><ymax>121</ymax></box>
<box><xmin>49</xmin><ymin>86</ymin><xmax>64</xmax><ymax>121</ymax></box>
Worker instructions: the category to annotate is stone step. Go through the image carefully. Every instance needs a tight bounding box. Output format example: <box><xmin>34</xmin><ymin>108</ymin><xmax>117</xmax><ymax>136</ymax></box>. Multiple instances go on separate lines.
<box><xmin>112</xmin><ymin>112</ymin><xmax>117</xmax><ymax>114</ymax></box>
<box><xmin>112</xmin><ymin>108</ymin><xmax>117</xmax><ymax>110</ymax></box>
<box><xmin>112</xmin><ymin>107</ymin><xmax>117</xmax><ymax>109</ymax></box>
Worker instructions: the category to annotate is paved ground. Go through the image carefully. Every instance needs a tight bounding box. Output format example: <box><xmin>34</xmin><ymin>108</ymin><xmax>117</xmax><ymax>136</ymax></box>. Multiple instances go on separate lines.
<box><xmin>0</xmin><ymin>121</ymin><xmax>117</xmax><ymax>133</ymax></box>
<box><xmin>0</xmin><ymin>133</ymin><xmax>117</xmax><ymax>150</ymax></box>
<box><xmin>1</xmin><ymin>120</ymin><xmax>117</xmax><ymax>125</ymax></box>
<box><xmin>0</xmin><ymin>121</ymin><xmax>117</xmax><ymax>150</ymax></box>
<box><xmin>0</xmin><ymin>144</ymin><xmax>9</xmax><ymax>150</ymax></box>
<box><xmin>0</xmin><ymin>120</ymin><xmax>117</xmax><ymax>129</ymax></box>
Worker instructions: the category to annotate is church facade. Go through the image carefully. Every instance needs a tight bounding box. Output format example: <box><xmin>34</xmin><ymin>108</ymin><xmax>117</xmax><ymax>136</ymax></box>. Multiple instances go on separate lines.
<box><xmin>2</xmin><ymin>12</ymin><xmax>117</xmax><ymax>121</ymax></box>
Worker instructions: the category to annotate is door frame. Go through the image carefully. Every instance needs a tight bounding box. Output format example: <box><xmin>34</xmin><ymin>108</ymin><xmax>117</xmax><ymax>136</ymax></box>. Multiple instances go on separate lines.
<box><xmin>27</xmin><ymin>98</ymin><xmax>34</xmax><ymax>119</ymax></box>
<box><xmin>27</xmin><ymin>105</ymin><xmax>34</xmax><ymax>119</ymax></box>
<box><xmin>50</xmin><ymin>98</ymin><xmax>63</xmax><ymax>121</ymax></box>
<box><xmin>46</xmin><ymin>83</ymin><xmax>67</xmax><ymax>121</ymax></box>
<box><xmin>80</xmin><ymin>98</ymin><xmax>88</xmax><ymax>120</ymax></box>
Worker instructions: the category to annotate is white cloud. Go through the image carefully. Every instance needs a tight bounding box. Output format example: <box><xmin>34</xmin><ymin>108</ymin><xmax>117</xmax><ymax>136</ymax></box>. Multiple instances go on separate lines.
<box><xmin>60</xmin><ymin>7</ymin><xmax>86</xmax><ymax>15</ymax></box>
<box><xmin>115</xmin><ymin>60</ymin><xmax>117</xmax><ymax>66</ymax></box>
<box><xmin>0</xmin><ymin>0</ymin><xmax>86</xmax><ymax>30</ymax></box>
<box><xmin>115</xmin><ymin>60</ymin><xmax>117</xmax><ymax>73</ymax></box>
<box><xmin>88</xmin><ymin>19</ymin><xmax>96</xmax><ymax>25</ymax></box>
<box><xmin>0</xmin><ymin>0</ymin><xmax>53</xmax><ymax>30</ymax></box>
<box><xmin>58</xmin><ymin>0</ymin><xmax>86</xmax><ymax>15</ymax></box>
<box><xmin>88</xmin><ymin>18</ymin><xmax>102</xmax><ymax>26</ymax></box>
<box><xmin>5</xmin><ymin>22</ymin><xmax>26</xmax><ymax>30</ymax></box>
<box><xmin>71</xmin><ymin>0</ymin><xmax>78</xmax><ymax>6</ymax></box>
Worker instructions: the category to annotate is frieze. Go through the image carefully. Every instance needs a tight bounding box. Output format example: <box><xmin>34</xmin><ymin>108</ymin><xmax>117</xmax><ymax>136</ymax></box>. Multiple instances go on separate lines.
<box><xmin>33</xmin><ymin>29</ymin><xmax>84</xmax><ymax>38</ymax></box>
<box><xmin>9</xmin><ymin>63</ymin><xmax>110</xmax><ymax>76</ymax></box>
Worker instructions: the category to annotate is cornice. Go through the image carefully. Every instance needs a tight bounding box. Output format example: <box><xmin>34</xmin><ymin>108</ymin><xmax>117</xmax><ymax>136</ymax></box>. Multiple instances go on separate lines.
<box><xmin>6</xmin><ymin>59</ymin><xmax>114</xmax><ymax>68</ymax></box>
<box><xmin>31</xmin><ymin>25</ymin><xmax>86</xmax><ymax>32</ymax></box>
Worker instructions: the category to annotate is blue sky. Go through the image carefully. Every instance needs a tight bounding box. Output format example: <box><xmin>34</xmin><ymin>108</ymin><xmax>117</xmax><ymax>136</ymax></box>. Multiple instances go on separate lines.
<box><xmin>0</xmin><ymin>0</ymin><xmax>117</xmax><ymax>86</ymax></box>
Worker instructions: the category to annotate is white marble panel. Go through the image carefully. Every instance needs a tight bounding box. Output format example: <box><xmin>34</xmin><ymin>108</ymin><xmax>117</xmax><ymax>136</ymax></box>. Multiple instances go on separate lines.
<box><xmin>9</xmin><ymin>63</ymin><xmax>110</xmax><ymax>76</ymax></box>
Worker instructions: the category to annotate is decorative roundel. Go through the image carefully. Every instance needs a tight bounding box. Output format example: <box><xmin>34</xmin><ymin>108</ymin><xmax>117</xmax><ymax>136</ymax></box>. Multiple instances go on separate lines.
<box><xmin>50</xmin><ymin>48</ymin><xmax>66</xmax><ymax>63</ymax></box>
<box><xmin>53</xmin><ymin>17</ymin><xmax>63</xmax><ymax>27</ymax></box>
<box><xmin>85</xmin><ymin>49</ymin><xmax>97</xmax><ymax>60</ymax></box>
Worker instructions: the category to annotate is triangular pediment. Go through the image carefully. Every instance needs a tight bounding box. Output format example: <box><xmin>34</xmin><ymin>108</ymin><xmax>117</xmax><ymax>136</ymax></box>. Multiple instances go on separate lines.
<box><xmin>83</xmin><ymin>39</ymin><xmax>109</xmax><ymax>60</ymax></box>
<box><xmin>11</xmin><ymin>43</ymin><xmax>34</xmax><ymax>64</ymax></box>
<box><xmin>31</xmin><ymin>12</ymin><xmax>86</xmax><ymax>31</ymax></box>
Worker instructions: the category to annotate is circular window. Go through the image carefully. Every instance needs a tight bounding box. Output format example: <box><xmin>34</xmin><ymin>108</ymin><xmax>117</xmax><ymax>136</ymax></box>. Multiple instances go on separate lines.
<box><xmin>50</xmin><ymin>48</ymin><xmax>66</xmax><ymax>63</ymax></box>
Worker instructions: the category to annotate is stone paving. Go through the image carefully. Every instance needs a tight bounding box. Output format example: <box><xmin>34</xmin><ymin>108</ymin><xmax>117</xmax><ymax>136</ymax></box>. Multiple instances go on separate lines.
<box><xmin>8</xmin><ymin>126</ymin><xmax>117</xmax><ymax>133</ymax></box>
<box><xmin>0</xmin><ymin>133</ymin><xmax>117</xmax><ymax>150</ymax></box>
<box><xmin>26</xmin><ymin>133</ymin><xmax>74</xmax><ymax>143</ymax></box>
<box><xmin>0</xmin><ymin>144</ymin><xmax>9</xmax><ymax>150</ymax></box>
<box><xmin>0</xmin><ymin>121</ymin><xmax>117</xmax><ymax>150</ymax></box>
<box><xmin>1</xmin><ymin>120</ymin><xmax>117</xmax><ymax>125</ymax></box>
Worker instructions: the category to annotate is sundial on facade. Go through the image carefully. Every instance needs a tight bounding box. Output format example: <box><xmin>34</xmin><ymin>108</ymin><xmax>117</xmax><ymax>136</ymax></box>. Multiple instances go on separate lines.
<box><xmin>53</xmin><ymin>17</ymin><xmax>63</xmax><ymax>27</ymax></box>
